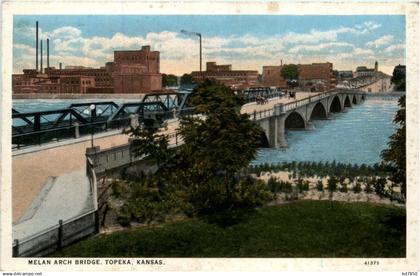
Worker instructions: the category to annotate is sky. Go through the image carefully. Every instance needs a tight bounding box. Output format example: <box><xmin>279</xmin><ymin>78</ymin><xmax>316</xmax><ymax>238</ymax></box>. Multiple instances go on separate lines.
<box><xmin>13</xmin><ymin>15</ymin><xmax>405</xmax><ymax>75</ymax></box>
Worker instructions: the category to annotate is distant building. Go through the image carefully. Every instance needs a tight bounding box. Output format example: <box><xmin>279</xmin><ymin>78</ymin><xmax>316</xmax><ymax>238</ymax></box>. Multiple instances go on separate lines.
<box><xmin>191</xmin><ymin>62</ymin><xmax>259</xmax><ymax>89</ymax></box>
<box><xmin>337</xmin><ymin>71</ymin><xmax>354</xmax><ymax>81</ymax></box>
<box><xmin>298</xmin><ymin>62</ymin><xmax>336</xmax><ymax>92</ymax></box>
<box><xmin>261</xmin><ymin>62</ymin><xmax>336</xmax><ymax>92</ymax></box>
<box><xmin>342</xmin><ymin>61</ymin><xmax>392</xmax><ymax>92</ymax></box>
<box><xmin>13</xmin><ymin>45</ymin><xmax>162</xmax><ymax>94</ymax></box>
<box><xmin>354</xmin><ymin>61</ymin><xmax>379</xmax><ymax>78</ymax></box>
<box><xmin>261</xmin><ymin>65</ymin><xmax>287</xmax><ymax>88</ymax></box>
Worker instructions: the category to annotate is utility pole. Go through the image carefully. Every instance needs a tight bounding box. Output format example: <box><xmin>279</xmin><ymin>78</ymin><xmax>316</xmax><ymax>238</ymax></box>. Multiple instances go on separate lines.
<box><xmin>180</xmin><ymin>30</ymin><xmax>202</xmax><ymax>77</ymax></box>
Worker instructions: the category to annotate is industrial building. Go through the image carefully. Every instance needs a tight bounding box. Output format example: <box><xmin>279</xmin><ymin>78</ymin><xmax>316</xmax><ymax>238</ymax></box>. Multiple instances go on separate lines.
<box><xmin>261</xmin><ymin>62</ymin><xmax>337</xmax><ymax>92</ymax></box>
<box><xmin>12</xmin><ymin>21</ymin><xmax>162</xmax><ymax>94</ymax></box>
<box><xmin>191</xmin><ymin>62</ymin><xmax>259</xmax><ymax>89</ymax></box>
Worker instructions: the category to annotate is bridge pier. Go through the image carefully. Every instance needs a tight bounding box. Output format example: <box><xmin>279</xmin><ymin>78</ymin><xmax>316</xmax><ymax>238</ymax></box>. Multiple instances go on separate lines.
<box><xmin>275</xmin><ymin>114</ymin><xmax>288</xmax><ymax>148</ymax></box>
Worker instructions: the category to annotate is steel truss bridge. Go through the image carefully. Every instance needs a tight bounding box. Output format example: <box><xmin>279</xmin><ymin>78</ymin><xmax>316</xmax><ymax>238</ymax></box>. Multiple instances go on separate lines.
<box><xmin>12</xmin><ymin>92</ymin><xmax>194</xmax><ymax>149</ymax></box>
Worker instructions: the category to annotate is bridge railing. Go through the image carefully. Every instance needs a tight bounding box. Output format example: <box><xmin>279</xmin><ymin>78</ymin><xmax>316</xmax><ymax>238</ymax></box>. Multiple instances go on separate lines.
<box><xmin>248</xmin><ymin>108</ymin><xmax>274</xmax><ymax>121</ymax></box>
<box><xmin>281</xmin><ymin>91</ymin><xmax>340</xmax><ymax>113</ymax></box>
<box><xmin>243</xmin><ymin>91</ymin><xmax>284</xmax><ymax>104</ymax></box>
<box><xmin>12</xmin><ymin>116</ymin><xmax>132</xmax><ymax>150</ymax></box>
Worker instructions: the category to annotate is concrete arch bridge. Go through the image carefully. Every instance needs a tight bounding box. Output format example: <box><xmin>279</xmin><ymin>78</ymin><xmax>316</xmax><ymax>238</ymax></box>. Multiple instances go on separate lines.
<box><xmin>254</xmin><ymin>90</ymin><xmax>366</xmax><ymax>148</ymax></box>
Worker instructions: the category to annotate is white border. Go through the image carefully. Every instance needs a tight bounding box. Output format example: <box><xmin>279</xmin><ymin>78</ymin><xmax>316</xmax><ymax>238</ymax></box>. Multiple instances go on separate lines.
<box><xmin>1</xmin><ymin>0</ymin><xmax>418</xmax><ymax>272</ymax></box>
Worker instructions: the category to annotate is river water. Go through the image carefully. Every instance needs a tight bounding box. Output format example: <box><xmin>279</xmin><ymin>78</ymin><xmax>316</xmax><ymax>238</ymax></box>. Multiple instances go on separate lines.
<box><xmin>13</xmin><ymin>96</ymin><xmax>399</xmax><ymax>165</ymax></box>
<box><xmin>252</xmin><ymin>97</ymin><xmax>399</xmax><ymax>165</ymax></box>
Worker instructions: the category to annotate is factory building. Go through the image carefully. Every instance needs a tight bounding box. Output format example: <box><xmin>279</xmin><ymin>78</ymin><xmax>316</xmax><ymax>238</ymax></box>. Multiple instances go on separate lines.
<box><xmin>12</xmin><ymin>21</ymin><xmax>162</xmax><ymax>94</ymax></box>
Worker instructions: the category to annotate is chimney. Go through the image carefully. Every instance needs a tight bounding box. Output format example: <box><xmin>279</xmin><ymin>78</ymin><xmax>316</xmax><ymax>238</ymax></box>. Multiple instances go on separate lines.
<box><xmin>40</xmin><ymin>40</ymin><xmax>43</xmax><ymax>73</ymax></box>
<box><xmin>281</xmin><ymin>59</ymin><xmax>283</xmax><ymax>66</ymax></box>
<box><xmin>59</xmin><ymin>62</ymin><xmax>62</xmax><ymax>70</ymax></box>
<box><xmin>47</xmin><ymin>38</ymin><xmax>50</xmax><ymax>68</ymax></box>
<box><xmin>36</xmin><ymin>21</ymin><xmax>39</xmax><ymax>72</ymax></box>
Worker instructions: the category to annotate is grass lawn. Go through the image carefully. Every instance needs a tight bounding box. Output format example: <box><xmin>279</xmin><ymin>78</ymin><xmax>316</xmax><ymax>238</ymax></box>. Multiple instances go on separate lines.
<box><xmin>53</xmin><ymin>200</ymin><xmax>406</xmax><ymax>257</ymax></box>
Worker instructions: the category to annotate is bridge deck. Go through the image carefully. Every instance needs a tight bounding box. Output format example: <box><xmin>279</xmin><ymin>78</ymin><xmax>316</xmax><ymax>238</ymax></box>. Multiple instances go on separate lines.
<box><xmin>241</xmin><ymin>92</ymin><xmax>320</xmax><ymax>115</ymax></box>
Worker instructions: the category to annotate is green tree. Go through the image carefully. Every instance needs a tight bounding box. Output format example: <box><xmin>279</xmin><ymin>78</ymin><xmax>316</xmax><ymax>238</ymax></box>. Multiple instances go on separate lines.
<box><xmin>281</xmin><ymin>64</ymin><xmax>299</xmax><ymax>88</ymax></box>
<box><xmin>127</xmin><ymin>126</ymin><xmax>170</xmax><ymax>169</ymax></box>
<box><xmin>177</xmin><ymin>80</ymin><xmax>267</xmax><ymax>212</ymax></box>
<box><xmin>316</xmin><ymin>180</ymin><xmax>323</xmax><ymax>191</ymax></box>
<box><xmin>180</xmin><ymin>73</ymin><xmax>194</xmax><ymax>85</ymax></box>
<box><xmin>353</xmin><ymin>181</ymin><xmax>362</xmax><ymax>193</ymax></box>
<box><xmin>162</xmin><ymin>74</ymin><xmax>178</xmax><ymax>87</ymax></box>
<box><xmin>391</xmin><ymin>66</ymin><xmax>406</xmax><ymax>91</ymax></box>
<box><xmin>381</xmin><ymin>95</ymin><xmax>406</xmax><ymax>197</ymax></box>
<box><xmin>328</xmin><ymin>176</ymin><xmax>338</xmax><ymax>192</ymax></box>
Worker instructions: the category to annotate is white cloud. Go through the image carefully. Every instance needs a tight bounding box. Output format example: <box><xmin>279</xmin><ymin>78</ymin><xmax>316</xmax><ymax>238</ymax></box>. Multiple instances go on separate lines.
<box><xmin>366</xmin><ymin>35</ymin><xmax>394</xmax><ymax>48</ymax></box>
<box><xmin>14</xmin><ymin>43</ymin><xmax>36</xmax><ymax>55</ymax></box>
<box><xmin>289</xmin><ymin>42</ymin><xmax>354</xmax><ymax>54</ymax></box>
<box><xmin>384</xmin><ymin>43</ymin><xmax>405</xmax><ymax>53</ymax></box>
<box><xmin>43</xmin><ymin>26</ymin><xmax>82</xmax><ymax>40</ymax></box>
<box><xmin>354</xmin><ymin>21</ymin><xmax>382</xmax><ymax>34</ymax></box>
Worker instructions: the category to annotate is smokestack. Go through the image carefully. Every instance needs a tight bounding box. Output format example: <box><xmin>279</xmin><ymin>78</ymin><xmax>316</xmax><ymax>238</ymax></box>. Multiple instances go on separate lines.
<box><xmin>36</xmin><ymin>21</ymin><xmax>38</xmax><ymax>72</ymax></box>
<box><xmin>47</xmin><ymin>38</ymin><xmax>49</xmax><ymax>68</ymax></box>
<box><xmin>59</xmin><ymin>62</ymin><xmax>62</xmax><ymax>70</ymax></box>
<box><xmin>40</xmin><ymin>40</ymin><xmax>43</xmax><ymax>73</ymax></box>
<box><xmin>281</xmin><ymin>59</ymin><xmax>283</xmax><ymax>66</ymax></box>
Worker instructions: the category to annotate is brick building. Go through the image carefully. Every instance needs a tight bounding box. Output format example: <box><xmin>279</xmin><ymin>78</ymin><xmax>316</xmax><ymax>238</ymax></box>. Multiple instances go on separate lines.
<box><xmin>261</xmin><ymin>62</ymin><xmax>336</xmax><ymax>92</ymax></box>
<box><xmin>298</xmin><ymin>62</ymin><xmax>336</xmax><ymax>92</ymax></box>
<box><xmin>191</xmin><ymin>62</ymin><xmax>259</xmax><ymax>89</ymax></box>
<box><xmin>262</xmin><ymin>66</ymin><xmax>287</xmax><ymax>88</ymax></box>
<box><xmin>12</xmin><ymin>45</ymin><xmax>162</xmax><ymax>94</ymax></box>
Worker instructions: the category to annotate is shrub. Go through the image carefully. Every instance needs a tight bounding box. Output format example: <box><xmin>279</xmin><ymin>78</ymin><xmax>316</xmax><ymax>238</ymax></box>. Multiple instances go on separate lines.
<box><xmin>282</xmin><ymin>181</ymin><xmax>293</xmax><ymax>193</ymax></box>
<box><xmin>365</xmin><ymin>179</ymin><xmax>374</xmax><ymax>193</ymax></box>
<box><xmin>374</xmin><ymin>178</ymin><xmax>387</xmax><ymax>197</ymax></box>
<box><xmin>303</xmin><ymin>180</ymin><xmax>310</xmax><ymax>191</ymax></box>
<box><xmin>233</xmin><ymin>177</ymin><xmax>273</xmax><ymax>209</ymax></box>
<box><xmin>316</xmin><ymin>180</ymin><xmax>323</xmax><ymax>191</ymax></box>
<box><xmin>353</xmin><ymin>182</ymin><xmax>362</xmax><ymax>193</ymax></box>
<box><xmin>327</xmin><ymin>176</ymin><xmax>338</xmax><ymax>192</ymax></box>
<box><xmin>339</xmin><ymin>182</ymin><xmax>348</xmax><ymax>193</ymax></box>
<box><xmin>111</xmin><ymin>181</ymin><xmax>125</xmax><ymax>198</ymax></box>
<box><xmin>267</xmin><ymin>177</ymin><xmax>281</xmax><ymax>194</ymax></box>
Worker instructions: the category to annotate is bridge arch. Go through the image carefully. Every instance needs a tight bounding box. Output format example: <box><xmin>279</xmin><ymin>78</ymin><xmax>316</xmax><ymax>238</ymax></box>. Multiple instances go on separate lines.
<box><xmin>258</xmin><ymin>129</ymin><xmax>270</xmax><ymax>147</ymax></box>
<box><xmin>329</xmin><ymin>95</ymin><xmax>342</xmax><ymax>113</ymax></box>
<box><xmin>285</xmin><ymin>111</ymin><xmax>306</xmax><ymax>129</ymax></box>
<box><xmin>344</xmin><ymin>96</ymin><xmax>352</xmax><ymax>108</ymax></box>
<box><xmin>309</xmin><ymin>102</ymin><xmax>328</xmax><ymax>120</ymax></box>
<box><xmin>352</xmin><ymin>95</ymin><xmax>357</xmax><ymax>104</ymax></box>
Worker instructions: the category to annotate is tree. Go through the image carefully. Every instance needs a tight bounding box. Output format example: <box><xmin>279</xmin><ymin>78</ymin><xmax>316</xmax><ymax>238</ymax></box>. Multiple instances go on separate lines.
<box><xmin>381</xmin><ymin>95</ymin><xmax>406</xmax><ymax>197</ymax></box>
<box><xmin>281</xmin><ymin>64</ymin><xmax>299</xmax><ymax>88</ymax></box>
<box><xmin>180</xmin><ymin>73</ymin><xmax>194</xmax><ymax>85</ymax></box>
<box><xmin>162</xmin><ymin>74</ymin><xmax>178</xmax><ymax>87</ymax></box>
<box><xmin>391</xmin><ymin>66</ymin><xmax>406</xmax><ymax>91</ymax></box>
<box><xmin>176</xmin><ymin>79</ymin><xmax>269</xmax><ymax>213</ymax></box>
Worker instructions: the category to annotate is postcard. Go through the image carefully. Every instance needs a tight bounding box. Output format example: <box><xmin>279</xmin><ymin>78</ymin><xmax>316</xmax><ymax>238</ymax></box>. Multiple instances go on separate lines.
<box><xmin>0</xmin><ymin>0</ymin><xmax>418</xmax><ymax>273</ymax></box>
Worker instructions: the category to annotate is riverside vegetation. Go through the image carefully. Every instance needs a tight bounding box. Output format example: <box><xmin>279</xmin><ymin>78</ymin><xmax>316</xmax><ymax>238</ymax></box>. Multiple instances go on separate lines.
<box><xmin>53</xmin><ymin>83</ymin><xmax>406</xmax><ymax>257</ymax></box>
